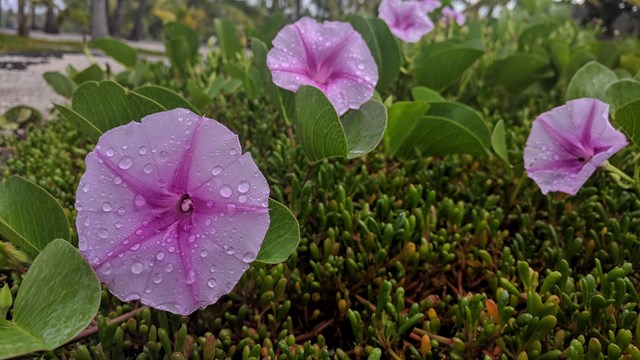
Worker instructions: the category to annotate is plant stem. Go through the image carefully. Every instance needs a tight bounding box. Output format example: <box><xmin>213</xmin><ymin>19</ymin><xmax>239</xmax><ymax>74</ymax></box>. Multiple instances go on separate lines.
<box><xmin>602</xmin><ymin>161</ymin><xmax>639</xmax><ymax>192</ymax></box>
<box><xmin>65</xmin><ymin>306</ymin><xmax>148</xmax><ymax>346</ymax></box>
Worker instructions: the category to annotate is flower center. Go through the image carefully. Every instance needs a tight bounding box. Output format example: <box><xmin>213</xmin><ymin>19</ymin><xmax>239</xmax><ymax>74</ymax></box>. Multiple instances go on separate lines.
<box><xmin>179</xmin><ymin>194</ymin><xmax>194</xmax><ymax>213</ymax></box>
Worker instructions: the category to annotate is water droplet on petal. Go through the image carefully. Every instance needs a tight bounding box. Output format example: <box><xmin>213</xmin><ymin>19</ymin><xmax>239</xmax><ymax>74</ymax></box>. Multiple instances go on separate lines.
<box><xmin>237</xmin><ymin>180</ymin><xmax>250</xmax><ymax>193</ymax></box>
<box><xmin>207</xmin><ymin>279</ymin><xmax>217</xmax><ymax>288</ymax></box>
<box><xmin>102</xmin><ymin>262</ymin><xmax>112</xmax><ymax>275</ymax></box>
<box><xmin>102</xmin><ymin>202</ymin><xmax>112</xmax><ymax>212</ymax></box>
<box><xmin>131</xmin><ymin>261</ymin><xmax>144</xmax><ymax>274</ymax></box>
<box><xmin>134</xmin><ymin>194</ymin><xmax>146</xmax><ymax>207</ymax></box>
<box><xmin>143</xmin><ymin>164</ymin><xmax>153</xmax><ymax>174</ymax></box>
<box><xmin>219</xmin><ymin>185</ymin><xmax>232</xmax><ymax>198</ymax></box>
<box><xmin>156</xmin><ymin>252</ymin><xmax>165</xmax><ymax>261</ymax></box>
<box><xmin>227</xmin><ymin>203</ymin><xmax>237</xmax><ymax>214</ymax></box>
<box><xmin>145</xmin><ymin>287</ymin><xmax>152</xmax><ymax>294</ymax></box>
<box><xmin>165</xmin><ymin>263</ymin><xmax>174</xmax><ymax>272</ymax></box>
<box><xmin>186</xmin><ymin>270</ymin><xmax>196</xmax><ymax>284</ymax></box>
<box><xmin>158</xmin><ymin>151</ymin><xmax>168</xmax><ymax>162</ymax></box>
<box><xmin>98</xmin><ymin>228</ymin><xmax>108</xmax><ymax>238</ymax></box>
<box><xmin>82</xmin><ymin>183</ymin><xmax>91</xmax><ymax>192</ymax></box>
<box><xmin>243</xmin><ymin>252</ymin><xmax>256</xmax><ymax>262</ymax></box>
<box><xmin>210</xmin><ymin>265</ymin><xmax>216</xmax><ymax>273</ymax></box>
<box><xmin>138</xmin><ymin>146</ymin><xmax>147</xmax><ymax>155</ymax></box>
<box><xmin>200</xmin><ymin>250</ymin><xmax>208</xmax><ymax>258</ymax></box>
<box><xmin>115</xmin><ymin>222</ymin><xmax>123</xmax><ymax>229</ymax></box>
<box><xmin>114</xmin><ymin>176</ymin><xmax>122</xmax><ymax>185</ymax></box>
<box><xmin>130</xmin><ymin>243</ymin><xmax>141</xmax><ymax>251</ymax></box>
<box><xmin>229</xmin><ymin>148</ymin><xmax>237</xmax><ymax>156</ymax></box>
<box><xmin>118</xmin><ymin>156</ymin><xmax>133</xmax><ymax>169</ymax></box>
<box><xmin>153</xmin><ymin>273</ymin><xmax>163</xmax><ymax>283</ymax></box>
<box><xmin>239</xmin><ymin>195</ymin><xmax>247</xmax><ymax>203</ymax></box>
<box><xmin>106</xmin><ymin>148</ymin><xmax>115</xmax><ymax>157</ymax></box>
<box><xmin>168</xmin><ymin>246</ymin><xmax>175</xmax><ymax>253</ymax></box>
<box><xmin>212</xmin><ymin>166</ymin><xmax>222</xmax><ymax>176</ymax></box>
<box><xmin>118</xmin><ymin>207</ymin><xmax>126</xmax><ymax>215</ymax></box>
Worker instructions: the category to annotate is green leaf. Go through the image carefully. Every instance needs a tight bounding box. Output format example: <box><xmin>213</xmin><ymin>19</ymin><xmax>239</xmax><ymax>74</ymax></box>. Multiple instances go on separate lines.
<box><xmin>605</xmin><ymin>79</ymin><xmax>640</xmax><ymax>113</ymax></box>
<box><xmin>54</xmin><ymin>104</ymin><xmax>102</xmax><ymax>141</ymax></box>
<box><xmin>70</xmin><ymin>80</ymin><xmax>165</xmax><ymax>133</ymax></box>
<box><xmin>91</xmin><ymin>37</ymin><xmax>138</xmax><ymax>68</ymax></box>
<box><xmin>347</xmin><ymin>15</ymin><xmax>401</xmax><ymax>92</ymax></box>
<box><xmin>566</xmin><ymin>61</ymin><xmax>618</xmax><ymax>102</ymax></box>
<box><xmin>342</xmin><ymin>101</ymin><xmax>387</xmax><ymax>159</ymax></box>
<box><xmin>411</xmin><ymin>86</ymin><xmax>445</xmax><ymax>102</ymax></box>
<box><xmin>255</xmin><ymin>199</ymin><xmax>300</xmax><ymax>264</ymax></box>
<box><xmin>43</xmin><ymin>71</ymin><xmax>76</xmax><ymax>99</ymax></box>
<box><xmin>164</xmin><ymin>21</ymin><xmax>199</xmax><ymax>67</ymax></box>
<box><xmin>491</xmin><ymin>119</ymin><xmax>510</xmax><ymax>164</ymax></box>
<box><xmin>134</xmin><ymin>85</ymin><xmax>200</xmax><ymax>114</ymax></box>
<box><xmin>411</xmin><ymin>40</ymin><xmax>484</xmax><ymax>91</ymax></box>
<box><xmin>215</xmin><ymin>19</ymin><xmax>243</xmax><ymax>60</ymax></box>
<box><xmin>0</xmin><ymin>176</ymin><xmax>70</xmax><ymax>258</ymax></box>
<box><xmin>386</xmin><ymin>101</ymin><xmax>490</xmax><ymax>158</ymax></box>
<box><xmin>0</xmin><ymin>240</ymin><xmax>101</xmax><ymax>359</ymax></box>
<box><xmin>294</xmin><ymin>86</ymin><xmax>348</xmax><ymax>162</ymax></box>
<box><xmin>492</xmin><ymin>52</ymin><xmax>553</xmax><ymax>91</ymax></box>
<box><xmin>186</xmin><ymin>80</ymin><xmax>211</xmax><ymax>111</ymax></box>
<box><xmin>614</xmin><ymin>99</ymin><xmax>640</xmax><ymax>147</ymax></box>
<box><xmin>73</xmin><ymin>64</ymin><xmax>105</xmax><ymax>84</ymax></box>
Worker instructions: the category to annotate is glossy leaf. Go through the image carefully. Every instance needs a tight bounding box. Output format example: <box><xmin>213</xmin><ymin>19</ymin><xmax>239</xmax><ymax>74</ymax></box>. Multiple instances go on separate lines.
<box><xmin>492</xmin><ymin>52</ymin><xmax>553</xmax><ymax>91</ymax></box>
<box><xmin>605</xmin><ymin>79</ymin><xmax>640</xmax><ymax>113</ymax></box>
<box><xmin>91</xmin><ymin>37</ymin><xmax>138</xmax><ymax>68</ymax></box>
<box><xmin>565</xmin><ymin>61</ymin><xmax>617</xmax><ymax>102</ymax></box>
<box><xmin>0</xmin><ymin>176</ymin><xmax>70</xmax><ymax>257</ymax></box>
<box><xmin>252</xmin><ymin>37</ymin><xmax>295</xmax><ymax>123</ymax></box>
<box><xmin>215</xmin><ymin>19</ymin><xmax>243</xmax><ymax>60</ymax></box>
<box><xmin>0</xmin><ymin>240</ymin><xmax>101</xmax><ymax>359</ymax></box>
<box><xmin>411</xmin><ymin>40</ymin><xmax>484</xmax><ymax>91</ymax></box>
<box><xmin>427</xmin><ymin>102</ymin><xmax>491</xmax><ymax>149</ymax></box>
<box><xmin>614</xmin><ymin>99</ymin><xmax>640</xmax><ymax>147</ymax></box>
<box><xmin>385</xmin><ymin>101</ymin><xmax>430</xmax><ymax>156</ymax></box>
<box><xmin>411</xmin><ymin>86</ymin><xmax>445</xmax><ymax>102</ymax></box>
<box><xmin>294</xmin><ymin>86</ymin><xmax>348</xmax><ymax>162</ymax></box>
<box><xmin>134</xmin><ymin>85</ymin><xmax>200</xmax><ymax>114</ymax></box>
<box><xmin>348</xmin><ymin>15</ymin><xmax>401</xmax><ymax>92</ymax></box>
<box><xmin>342</xmin><ymin>100</ymin><xmax>388</xmax><ymax>159</ymax></box>
<box><xmin>73</xmin><ymin>64</ymin><xmax>104</xmax><ymax>84</ymax></box>
<box><xmin>255</xmin><ymin>200</ymin><xmax>300</xmax><ymax>264</ymax></box>
<box><xmin>43</xmin><ymin>71</ymin><xmax>76</xmax><ymax>99</ymax></box>
<box><xmin>491</xmin><ymin>119</ymin><xmax>510</xmax><ymax>164</ymax></box>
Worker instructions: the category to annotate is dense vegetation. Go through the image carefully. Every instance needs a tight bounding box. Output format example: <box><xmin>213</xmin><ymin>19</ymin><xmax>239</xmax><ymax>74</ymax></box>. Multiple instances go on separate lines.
<box><xmin>4</xmin><ymin>2</ymin><xmax>640</xmax><ymax>359</ymax></box>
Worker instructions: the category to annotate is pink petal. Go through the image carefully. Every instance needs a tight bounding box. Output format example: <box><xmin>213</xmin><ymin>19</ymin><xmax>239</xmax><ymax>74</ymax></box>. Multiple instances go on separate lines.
<box><xmin>419</xmin><ymin>0</ymin><xmax>441</xmax><ymax>12</ymax></box>
<box><xmin>267</xmin><ymin>17</ymin><xmax>378</xmax><ymax>116</ymax></box>
<box><xmin>524</xmin><ymin>98</ymin><xmax>627</xmax><ymax>195</ymax></box>
<box><xmin>76</xmin><ymin>108</ymin><xmax>270</xmax><ymax>315</ymax></box>
<box><xmin>379</xmin><ymin>0</ymin><xmax>434</xmax><ymax>43</ymax></box>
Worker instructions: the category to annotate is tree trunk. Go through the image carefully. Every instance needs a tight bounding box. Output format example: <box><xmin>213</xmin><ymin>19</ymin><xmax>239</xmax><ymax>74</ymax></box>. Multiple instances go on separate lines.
<box><xmin>91</xmin><ymin>0</ymin><xmax>109</xmax><ymax>39</ymax></box>
<box><xmin>17</xmin><ymin>0</ymin><xmax>29</xmax><ymax>36</ymax></box>
<box><xmin>44</xmin><ymin>3</ymin><xmax>59</xmax><ymax>33</ymax></box>
<box><xmin>129</xmin><ymin>0</ymin><xmax>147</xmax><ymax>41</ymax></box>
<box><xmin>30</xmin><ymin>1</ymin><xmax>37</xmax><ymax>30</ymax></box>
<box><xmin>109</xmin><ymin>0</ymin><xmax>126</xmax><ymax>37</ymax></box>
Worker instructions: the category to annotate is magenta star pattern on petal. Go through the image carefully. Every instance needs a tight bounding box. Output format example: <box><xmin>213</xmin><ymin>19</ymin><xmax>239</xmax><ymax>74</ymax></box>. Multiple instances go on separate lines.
<box><xmin>76</xmin><ymin>108</ymin><xmax>270</xmax><ymax>315</ymax></box>
<box><xmin>441</xmin><ymin>6</ymin><xmax>465</xmax><ymax>26</ymax></box>
<box><xmin>419</xmin><ymin>0</ymin><xmax>441</xmax><ymax>12</ymax></box>
<box><xmin>378</xmin><ymin>0</ymin><xmax>434</xmax><ymax>43</ymax></box>
<box><xmin>524</xmin><ymin>98</ymin><xmax>628</xmax><ymax>195</ymax></box>
<box><xmin>266</xmin><ymin>17</ymin><xmax>378</xmax><ymax>116</ymax></box>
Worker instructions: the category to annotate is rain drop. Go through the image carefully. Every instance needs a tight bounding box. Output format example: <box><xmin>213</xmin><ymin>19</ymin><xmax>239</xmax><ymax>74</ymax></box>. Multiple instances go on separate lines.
<box><xmin>102</xmin><ymin>202</ymin><xmax>112</xmax><ymax>212</ymax></box>
<box><xmin>98</xmin><ymin>228</ymin><xmax>108</xmax><ymax>238</ymax></box>
<box><xmin>229</xmin><ymin>148</ymin><xmax>237</xmax><ymax>156</ymax></box>
<box><xmin>115</xmin><ymin>222</ymin><xmax>123</xmax><ymax>229</ymax></box>
<box><xmin>200</xmin><ymin>250</ymin><xmax>208</xmax><ymax>258</ymax></box>
<box><xmin>118</xmin><ymin>207</ymin><xmax>126</xmax><ymax>215</ymax></box>
<box><xmin>145</xmin><ymin>287</ymin><xmax>152</xmax><ymax>294</ymax></box>
<box><xmin>186</xmin><ymin>270</ymin><xmax>196</xmax><ymax>284</ymax></box>
<box><xmin>243</xmin><ymin>252</ymin><xmax>256</xmax><ymax>262</ymax></box>
<box><xmin>78</xmin><ymin>241</ymin><xmax>88</xmax><ymax>251</ymax></box>
<box><xmin>135</xmin><ymin>229</ymin><xmax>143</xmax><ymax>236</ymax></box>
<box><xmin>168</xmin><ymin>246</ymin><xmax>175</xmax><ymax>253</ymax></box>
<box><xmin>84</xmin><ymin>216</ymin><xmax>91</xmax><ymax>227</ymax></box>
<box><xmin>82</xmin><ymin>183</ymin><xmax>91</xmax><ymax>192</ymax></box>
<box><xmin>165</xmin><ymin>263</ymin><xmax>174</xmax><ymax>272</ymax></box>
<box><xmin>219</xmin><ymin>185</ymin><xmax>233</xmax><ymax>198</ymax></box>
<box><xmin>207</xmin><ymin>279</ymin><xmax>217</xmax><ymax>288</ymax></box>
<box><xmin>158</xmin><ymin>151</ymin><xmax>168</xmax><ymax>162</ymax></box>
<box><xmin>238</xmin><ymin>195</ymin><xmax>247</xmax><ymax>204</ymax></box>
<box><xmin>118</xmin><ymin>156</ymin><xmax>133</xmax><ymax>169</ymax></box>
<box><xmin>143</xmin><ymin>164</ymin><xmax>153</xmax><ymax>174</ymax></box>
<box><xmin>189</xmin><ymin>235</ymin><xmax>196</xmax><ymax>243</ymax></box>
<box><xmin>227</xmin><ymin>203</ymin><xmax>237</xmax><ymax>214</ymax></box>
<box><xmin>130</xmin><ymin>243</ymin><xmax>141</xmax><ymax>251</ymax></box>
<box><xmin>131</xmin><ymin>261</ymin><xmax>144</xmax><ymax>274</ymax></box>
<box><xmin>212</xmin><ymin>166</ymin><xmax>222</xmax><ymax>176</ymax></box>
<box><xmin>237</xmin><ymin>180</ymin><xmax>250</xmax><ymax>193</ymax></box>
<box><xmin>102</xmin><ymin>262</ymin><xmax>112</xmax><ymax>275</ymax></box>
<box><xmin>153</xmin><ymin>273</ymin><xmax>163</xmax><ymax>284</ymax></box>
<box><xmin>156</xmin><ymin>252</ymin><xmax>165</xmax><ymax>261</ymax></box>
<box><xmin>106</xmin><ymin>148</ymin><xmax>115</xmax><ymax>157</ymax></box>
<box><xmin>138</xmin><ymin>146</ymin><xmax>148</xmax><ymax>155</ymax></box>
<box><xmin>134</xmin><ymin>194</ymin><xmax>146</xmax><ymax>207</ymax></box>
<box><xmin>114</xmin><ymin>176</ymin><xmax>122</xmax><ymax>185</ymax></box>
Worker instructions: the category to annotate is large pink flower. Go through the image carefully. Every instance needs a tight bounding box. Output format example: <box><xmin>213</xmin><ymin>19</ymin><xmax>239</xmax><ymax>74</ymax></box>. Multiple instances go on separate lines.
<box><xmin>266</xmin><ymin>17</ymin><xmax>378</xmax><ymax>116</ymax></box>
<box><xmin>524</xmin><ymin>98</ymin><xmax>627</xmax><ymax>195</ymax></box>
<box><xmin>378</xmin><ymin>0</ymin><xmax>434</xmax><ymax>43</ymax></box>
<box><xmin>76</xmin><ymin>108</ymin><xmax>270</xmax><ymax>315</ymax></box>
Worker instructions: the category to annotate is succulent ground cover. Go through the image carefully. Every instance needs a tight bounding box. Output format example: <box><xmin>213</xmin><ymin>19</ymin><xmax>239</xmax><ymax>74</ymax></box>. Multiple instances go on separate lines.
<box><xmin>3</xmin><ymin>2</ymin><xmax>640</xmax><ymax>360</ymax></box>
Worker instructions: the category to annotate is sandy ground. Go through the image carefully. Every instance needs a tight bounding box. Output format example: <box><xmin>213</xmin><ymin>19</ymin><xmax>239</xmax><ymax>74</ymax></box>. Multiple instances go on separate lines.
<box><xmin>0</xmin><ymin>53</ymin><xmax>124</xmax><ymax>115</ymax></box>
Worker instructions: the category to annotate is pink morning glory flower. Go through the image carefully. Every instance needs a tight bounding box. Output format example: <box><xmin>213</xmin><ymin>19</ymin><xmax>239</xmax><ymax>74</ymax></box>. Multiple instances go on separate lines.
<box><xmin>76</xmin><ymin>108</ymin><xmax>270</xmax><ymax>315</ymax></box>
<box><xmin>378</xmin><ymin>0</ymin><xmax>434</xmax><ymax>43</ymax></box>
<box><xmin>524</xmin><ymin>98</ymin><xmax>627</xmax><ymax>195</ymax></box>
<box><xmin>441</xmin><ymin>6</ymin><xmax>465</xmax><ymax>26</ymax></box>
<box><xmin>266</xmin><ymin>17</ymin><xmax>378</xmax><ymax>116</ymax></box>
<box><xmin>419</xmin><ymin>0</ymin><xmax>441</xmax><ymax>12</ymax></box>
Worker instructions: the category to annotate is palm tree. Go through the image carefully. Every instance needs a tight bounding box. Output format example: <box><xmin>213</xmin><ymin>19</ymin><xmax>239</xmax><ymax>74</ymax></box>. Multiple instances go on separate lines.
<box><xmin>92</xmin><ymin>0</ymin><xmax>109</xmax><ymax>38</ymax></box>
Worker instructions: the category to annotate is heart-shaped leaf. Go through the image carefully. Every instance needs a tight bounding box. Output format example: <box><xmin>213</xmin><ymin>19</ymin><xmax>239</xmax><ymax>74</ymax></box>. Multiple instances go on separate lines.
<box><xmin>0</xmin><ymin>239</ymin><xmax>101</xmax><ymax>359</ymax></box>
<box><xmin>491</xmin><ymin>119</ymin><xmax>510</xmax><ymax>164</ymax></box>
<box><xmin>565</xmin><ymin>61</ymin><xmax>617</xmax><ymax>101</ymax></box>
<box><xmin>256</xmin><ymin>199</ymin><xmax>300</xmax><ymax>264</ymax></box>
<box><xmin>43</xmin><ymin>71</ymin><xmax>76</xmax><ymax>99</ymax></box>
<box><xmin>614</xmin><ymin>99</ymin><xmax>640</xmax><ymax>147</ymax></box>
<box><xmin>91</xmin><ymin>37</ymin><xmax>138</xmax><ymax>68</ymax></box>
<box><xmin>492</xmin><ymin>52</ymin><xmax>554</xmax><ymax>91</ymax></box>
<box><xmin>134</xmin><ymin>85</ymin><xmax>200</xmax><ymax>114</ymax></box>
<box><xmin>411</xmin><ymin>40</ymin><xmax>484</xmax><ymax>91</ymax></box>
<box><xmin>342</xmin><ymin>101</ymin><xmax>387</xmax><ymax>159</ymax></box>
<box><xmin>411</xmin><ymin>86</ymin><xmax>445</xmax><ymax>102</ymax></box>
<box><xmin>605</xmin><ymin>79</ymin><xmax>640</xmax><ymax>113</ymax></box>
<box><xmin>251</xmin><ymin>38</ymin><xmax>295</xmax><ymax>123</ymax></box>
<box><xmin>0</xmin><ymin>176</ymin><xmax>70</xmax><ymax>257</ymax></box>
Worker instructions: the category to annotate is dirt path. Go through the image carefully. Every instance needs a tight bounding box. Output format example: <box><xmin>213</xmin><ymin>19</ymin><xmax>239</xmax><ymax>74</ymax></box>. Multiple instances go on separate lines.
<box><xmin>0</xmin><ymin>53</ymin><xmax>124</xmax><ymax>115</ymax></box>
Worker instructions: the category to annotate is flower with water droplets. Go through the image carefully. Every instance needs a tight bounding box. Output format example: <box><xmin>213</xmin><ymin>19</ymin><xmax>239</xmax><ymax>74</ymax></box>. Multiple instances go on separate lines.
<box><xmin>524</xmin><ymin>98</ymin><xmax>627</xmax><ymax>195</ymax></box>
<box><xmin>76</xmin><ymin>108</ymin><xmax>270</xmax><ymax>315</ymax></box>
<box><xmin>419</xmin><ymin>0</ymin><xmax>441</xmax><ymax>12</ymax></box>
<box><xmin>266</xmin><ymin>17</ymin><xmax>378</xmax><ymax>116</ymax></box>
<box><xmin>378</xmin><ymin>0</ymin><xmax>435</xmax><ymax>43</ymax></box>
<box><xmin>441</xmin><ymin>6</ymin><xmax>465</xmax><ymax>26</ymax></box>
